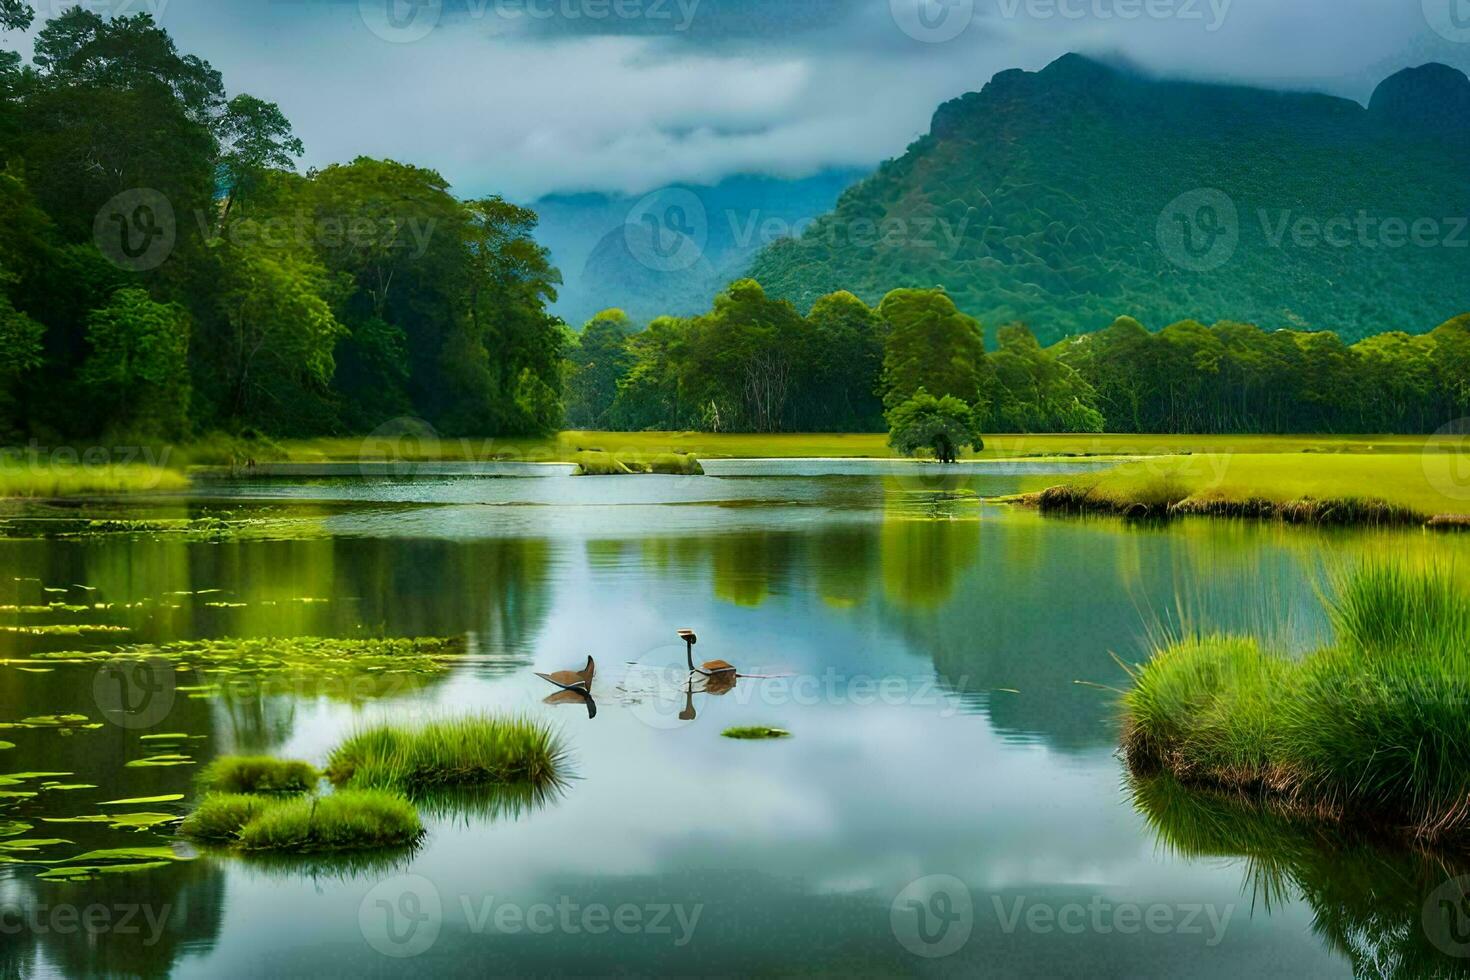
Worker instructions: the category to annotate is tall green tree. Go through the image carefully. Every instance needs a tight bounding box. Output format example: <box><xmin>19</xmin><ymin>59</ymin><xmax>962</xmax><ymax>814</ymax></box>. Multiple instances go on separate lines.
<box><xmin>878</xmin><ymin>288</ymin><xmax>988</xmax><ymax>412</ymax></box>
<box><xmin>80</xmin><ymin>288</ymin><xmax>191</xmax><ymax>438</ymax></box>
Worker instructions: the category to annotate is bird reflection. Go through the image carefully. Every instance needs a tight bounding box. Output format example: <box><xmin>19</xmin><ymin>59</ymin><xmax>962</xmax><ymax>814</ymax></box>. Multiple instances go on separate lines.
<box><xmin>542</xmin><ymin>686</ymin><xmax>597</xmax><ymax>719</ymax></box>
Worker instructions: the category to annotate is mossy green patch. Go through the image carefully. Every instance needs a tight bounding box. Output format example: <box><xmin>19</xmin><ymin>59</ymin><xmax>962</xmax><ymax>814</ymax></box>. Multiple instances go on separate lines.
<box><xmin>197</xmin><ymin>756</ymin><xmax>319</xmax><ymax>795</ymax></box>
<box><xmin>235</xmin><ymin>791</ymin><xmax>423</xmax><ymax>853</ymax></box>
<box><xmin>721</xmin><ymin>726</ymin><xmax>791</xmax><ymax>740</ymax></box>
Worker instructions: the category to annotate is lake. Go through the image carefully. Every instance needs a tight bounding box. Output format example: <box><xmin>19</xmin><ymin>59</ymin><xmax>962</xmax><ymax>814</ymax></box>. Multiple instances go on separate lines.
<box><xmin>2</xmin><ymin>462</ymin><xmax>1468</xmax><ymax>978</ymax></box>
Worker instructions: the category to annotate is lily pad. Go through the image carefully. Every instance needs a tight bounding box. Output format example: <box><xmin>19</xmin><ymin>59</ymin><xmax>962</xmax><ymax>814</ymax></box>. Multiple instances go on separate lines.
<box><xmin>62</xmin><ymin>846</ymin><xmax>189</xmax><ymax>864</ymax></box>
<box><xmin>37</xmin><ymin>861</ymin><xmax>173</xmax><ymax>882</ymax></box>
<box><xmin>139</xmin><ymin>733</ymin><xmax>192</xmax><ymax>742</ymax></box>
<box><xmin>0</xmin><ymin>839</ymin><xmax>72</xmax><ymax>852</ymax></box>
<box><xmin>0</xmin><ymin>742</ymin><xmax>12</xmax><ymax>751</ymax></box>
<box><xmin>0</xmin><ymin>819</ymin><xmax>31</xmax><ymax>837</ymax></box>
<box><xmin>125</xmin><ymin>754</ymin><xmax>195</xmax><ymax>768</ymax></box>
<box><xmin>43</xmin><ymin>813</ymin><xmax>178</xmax><ymax>832</ymax></box>
<box><xmin>99</xmin><ymin>794</ymin><xmax>185</xmax><ymax>806</ymax></box>
<box><xmin>40</xmin><ymin>783</ymin><xmax>96</xmax><ymax>792</ymax></box>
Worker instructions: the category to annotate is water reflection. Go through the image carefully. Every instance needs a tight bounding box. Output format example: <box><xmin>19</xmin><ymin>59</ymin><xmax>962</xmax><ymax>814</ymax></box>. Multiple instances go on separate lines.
<box><xmin>1133</xmin><ymin>773</ymin><xmax>1470</xmax><ymax>978</ymax></box>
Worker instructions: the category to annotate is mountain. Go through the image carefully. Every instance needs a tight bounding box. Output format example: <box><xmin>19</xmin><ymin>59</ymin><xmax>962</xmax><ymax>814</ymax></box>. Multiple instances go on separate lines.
<box><xmin>529</xmin><ymin>170</ymin><xmax>864</xmax><ymax>328</ymax></box>
<box><xmin>749</xmin><ymin>54</ymin><xmax>1470</xmax><ymax>344</ymax></box>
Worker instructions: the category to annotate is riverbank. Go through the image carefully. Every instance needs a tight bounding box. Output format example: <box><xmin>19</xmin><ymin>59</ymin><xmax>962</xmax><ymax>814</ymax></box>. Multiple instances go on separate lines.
<box><xmin>1018</xmin><ymin>452</ymin><xmax>1470</xmax><ymax>526</ymax></box>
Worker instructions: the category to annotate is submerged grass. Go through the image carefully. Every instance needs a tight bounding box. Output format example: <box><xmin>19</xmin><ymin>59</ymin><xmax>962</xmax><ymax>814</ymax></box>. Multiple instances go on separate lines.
<box><xmin>572</xmin><ymin>449</ymin><xmax>704</xmax><ymax>476</ymax></box>
<box><xmin>197</xmin><ymin>756</ymin><xmax>320</xmax><ymax>795</ymax></box>
<box><xmin>326</xmin><ymin>715</ymin><xmax>565</xmax><ymax>792</ymax></box>
<box><xmin>1123</xmin><ymin>561</ymin><xmax>1470</xmax><ymax>843</ymax></box>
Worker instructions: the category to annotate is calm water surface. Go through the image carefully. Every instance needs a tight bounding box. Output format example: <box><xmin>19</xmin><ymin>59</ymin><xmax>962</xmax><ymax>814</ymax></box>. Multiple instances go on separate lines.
<box><xmin>1</xmin><ymin>464</ymin><xmax>1467</xmax><ymax>978</ymax></box>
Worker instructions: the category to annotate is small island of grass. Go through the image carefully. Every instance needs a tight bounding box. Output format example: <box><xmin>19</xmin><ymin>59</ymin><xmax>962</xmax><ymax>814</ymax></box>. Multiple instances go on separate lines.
<box><xmin>197</xmin><ymin>756</ymin><xmax>321</xmax><ymax>795</ymax></box>
<box><xmin>1123</xmin><ymin>561</ymin><xmax>1470</xmax><ymax>844</ymax></box>
<box><xmin>181</xmin><ymin>790</ymin><xmax>422</xmax><ymax>852</ymax></box>
<box><xmin>326</xmin><ymin>715</ymin><xmax>565</xmax><ymax>792</ymax></box>
<box><xmin>721</xmin><ymin>726</ymin><xmax>791</xmax><ymax>740</ymax></box>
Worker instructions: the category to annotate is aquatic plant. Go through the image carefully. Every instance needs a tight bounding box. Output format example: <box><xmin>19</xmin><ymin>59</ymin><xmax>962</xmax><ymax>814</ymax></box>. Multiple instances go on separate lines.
<box><xmin>179</xmin><ymin>793</ymin><xmax>276</xmax><ymax>841</ymax></box>
<box><xmin>236</xmin><ymin>791</ymin><xmax>423</xmax><ymax>853</ymax></box>
<box><xmin>0</xmin><ymin>462</ymin><xmax>189</xmax><ymax>499</ymax></box>
<box><xmin>1123</xmin><ymin>561</ymin><xmax>1470</xmax><ymax>843</ymax></box>
<box><xmin>197</xmin><ymin>756</ymin><xmax>321</xmax><ymax>795</ymax></box>
<box><xmin>721</xmin><ymin>726</ymin><xmax>791</xmax><ymax>740</ymax></box>
<box><xmin>326</xmin><ymin>715</ymin><xmax>565</xmax><ymax>792</ymax></box>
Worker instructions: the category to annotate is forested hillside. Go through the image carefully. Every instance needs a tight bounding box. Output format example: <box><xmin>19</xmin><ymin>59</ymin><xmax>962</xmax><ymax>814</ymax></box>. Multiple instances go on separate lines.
<box><xmin>749</xmin><ymin>54</ymin><xmax>1470</xmax><ymax>344</ymax></box>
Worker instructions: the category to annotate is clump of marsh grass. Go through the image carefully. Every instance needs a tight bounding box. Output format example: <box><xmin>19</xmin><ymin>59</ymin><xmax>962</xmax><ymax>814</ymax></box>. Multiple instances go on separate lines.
<box><xmin>1123</xmin><ymin>560</ymin><xmax>1470</xmax><ymax>843</ymax></box>
<box><xmin>325</xmin><ymin>715</ymin><xmax>566</xmax><ymax>793</ymax></box>
<box><xmin>235</xmin><ymin>791</ymin><xmax>423</xmax><ymax>853</ymax></box>
<box><xmin>721</xmin><ymin>726</ymin><xmax>791</xmax><ymax>740</ymax></box>
<box><xmin>197</xmin><ymin>756</ymin><xmax>320</xmax><ymax>795</ymax></box>
<box><xmin>179</xmin><ymin>793</ymin><xmax>277</xmax><ymax>841</ymax></box>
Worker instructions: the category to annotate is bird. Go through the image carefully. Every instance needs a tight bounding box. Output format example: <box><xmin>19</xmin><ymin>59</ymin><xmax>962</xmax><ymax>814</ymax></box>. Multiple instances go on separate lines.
<box><xmin>679</xmin><ymin>629</ymin><xmax>735</xmax><ymax>677</ymax></box>
<box><xmin>536</xmin><ymin>656</ymin><xmax>595</xmax><ymax>692</ymax></box>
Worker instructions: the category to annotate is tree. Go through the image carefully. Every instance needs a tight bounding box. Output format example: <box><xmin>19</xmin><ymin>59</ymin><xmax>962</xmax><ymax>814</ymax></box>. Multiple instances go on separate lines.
<box><xmin>878</xmin><ymin>288</ymin><xmax>988</xmax><ymax>412</ymax></box>
<box><xmin>214</xmin><ymin>94</ymin><xmax>304</xmax><ymax>222</ymax></box>
<box><xmin>803</xmin><ymin>290</ymin><xmax>886</xmax><ymax>431</ymax></box>
<box><xmin>887</xmin><ymin>388</ymin><xmax>983</xmax><ymax>463</ymax></box>
<box><xmin>566</xmin><ymin>309</ymin><xmax>634</xmax><ymax>428</ymax></box>
<box><xmin>81</xmin><ymin>288</ymin><xmax>191</xmax><ymax>438</ymax></box>
<box><xmin>986</xmin><ymin>323</ymin><xmax>1104</xmax><ymax>433</ymax></box>
<box><xmin>0</xmin><ymin>0</ymin><xmax>32</xmax><ymax>32</ymax></box>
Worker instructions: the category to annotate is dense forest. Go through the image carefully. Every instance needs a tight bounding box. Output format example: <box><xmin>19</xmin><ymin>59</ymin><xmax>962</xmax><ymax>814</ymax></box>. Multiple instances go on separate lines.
<box><xmin>566</xmin><ymin>280</ymin><xmax>1470</xmax><ymax>436</ymax></box>
<box><xmin>0</xmin><ymin>7</ymin><xmax>565</xmax><ymax>444</ymax></box>
<box><xmin>3</xmin><ymin>8</ymin><xmax>1468</xmax><ymax>446</ymax></box>
<box><xmin>749</xmin><ymin>54</ymin><xmax>1470</xmax><ymax>345</ymax></box>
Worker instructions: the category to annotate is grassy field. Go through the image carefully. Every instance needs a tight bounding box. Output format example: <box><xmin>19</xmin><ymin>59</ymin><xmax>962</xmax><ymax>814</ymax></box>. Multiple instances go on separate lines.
<box><xmin>1124</xmin><ymin>562</ymin><xmax>1470</xmax><ymax>843</ymax></box>
<box><xmin>227</xmin><ymin>431</ymin><xmax>1442</xmax><ymax>464</ymax></box>
<box><xmin>0</xmin><ymin>462</ymin><xmax>190</xmax><ymax>498</ymax></box>
<box><xmin>1022</xmin><ymin>450</ymin><xmax>1470</xmax><ymax>522</ymax></box>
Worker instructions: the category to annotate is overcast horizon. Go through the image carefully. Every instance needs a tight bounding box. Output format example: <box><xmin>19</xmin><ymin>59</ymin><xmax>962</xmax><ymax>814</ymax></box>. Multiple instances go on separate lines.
<box><xmin>8</xmin><ymin>1</ymin><xmax>1468</xmax><ymax>201</ymax></box>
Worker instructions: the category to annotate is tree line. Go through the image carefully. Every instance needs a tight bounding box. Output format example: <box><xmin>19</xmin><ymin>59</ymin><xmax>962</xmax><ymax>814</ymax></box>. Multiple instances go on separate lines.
<box><xmin>567</xmin><ymin>280</ymin><xmax>1470</xmax><ymax>438</ymax></box>
<box><xmin>0</xmin><ymin>7</ymin><xmax>564</xmax><ymax>445</ymax></box>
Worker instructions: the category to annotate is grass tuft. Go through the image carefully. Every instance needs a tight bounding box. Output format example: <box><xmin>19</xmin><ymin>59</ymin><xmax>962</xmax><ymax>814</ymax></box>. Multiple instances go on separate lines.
<box><xmin>235</xmin><ymin>790</ymin><xmax>422</xmax><ymax>853</ymax></box>
<box><xmin>196</xmin><ymin>756</ymin><xmax>320</xmax><ymax>795</ymax></box>
<box><xmin>326</xmin><ymin>715</ymin><xmax>565</xmax><ymax>792</ymax></box>
<box><xmin>1124</xmin><ymin>560</ymin><xmax>1470</xmax><ymax>842</ymax></box>
<box><xmin>179</xmin><ymin>793</ymin><xmax>276</xmax><ymax>842</ymax></box>
<box><xmin>0</xmin><ymin>462</ymin><xmax>189</xmax><ymax>499</ymax></box>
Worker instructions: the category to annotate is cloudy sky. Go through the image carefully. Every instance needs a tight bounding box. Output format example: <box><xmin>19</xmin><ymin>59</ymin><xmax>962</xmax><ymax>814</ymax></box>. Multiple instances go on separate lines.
<box><xmin>10</xmin><ymin>1</ymin><xmax>1466</xmax><ymax>200</ymax></box>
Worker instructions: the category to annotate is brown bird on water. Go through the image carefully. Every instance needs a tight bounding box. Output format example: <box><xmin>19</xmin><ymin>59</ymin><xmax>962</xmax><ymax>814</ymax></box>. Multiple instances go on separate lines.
<box><xmin>536</xmin><ymin>655</ymin><xmax>595</xmax><ymax>692</ymax></box>
<box><xmin>679</xmin><ymin>629</ymin><xmax>735</xmax><ymax>677</ymax></box>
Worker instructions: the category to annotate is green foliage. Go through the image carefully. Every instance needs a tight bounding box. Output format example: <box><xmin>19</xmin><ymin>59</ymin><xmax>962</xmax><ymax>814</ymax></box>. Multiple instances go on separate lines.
<box><xmin>751</xmin><ymin>54</ymin><xmax>1470</xmax><ymax>345</ymax></box>
<box><xmin>81</xmin><ymin>288</ymin><xmax>191</xmax><ymax>439</ymax></box>
<box><xmin>235</xmin><ymin>790</ymin><xmax>422</xmax><ymax>853</ymax></box>
<box><xmin>179</xmin><ymin>793</ymin><xmax>274</xmax><ymax>841</ymax></box>
<box><xmin>1123</xmin><ymin>562</ymin><xmax>1470</xmax><ymax>841</ymax></box>
<box><xmin>565</xmin><ymin>309</ymin><xmax>635</xmax><ymax>428</ymax></box>
<box><xmin>196</xmin><ymin>756</ymin><xmax>320</xmax><ymax>795</ymax></box>
<box><xmin>877</xmin><ymin>288</ymin><xmax>987</xmax><ymax>411</ymax></box>
<box><xmin>0</xmin><ymin>10</ymin><xmax>567</xmax><ymax>444</ymax></box>
<box><xmin>886</xmin><ymin>388</ymin><xmax>982</xmax><ymax>462</ymax></box>
<box><xmin>326</xmin><ymin>715</ymin><xmax>565</xmax><ymax>792</ymax></box>
<box><xmin>721</xmin><ymin>726</ymin><xmax>791</xmax><ymax>740</ymax></box>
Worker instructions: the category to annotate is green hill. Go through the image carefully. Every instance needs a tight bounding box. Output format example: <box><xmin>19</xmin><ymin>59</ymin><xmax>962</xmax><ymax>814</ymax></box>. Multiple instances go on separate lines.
<box><xmin>749</xmin><ymin>54</ymin><xmax>1470</xmax><ymax>345</ymax></box>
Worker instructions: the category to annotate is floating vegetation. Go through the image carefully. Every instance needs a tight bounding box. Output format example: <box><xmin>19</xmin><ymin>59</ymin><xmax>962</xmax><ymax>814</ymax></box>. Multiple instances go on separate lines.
<box><xmin>44</xmin><ymin>812</ymin><xmax>179</xmax><ymax>832</ymax></box>
<box><xmin>0</xmin><ymin>819</ymin><xmax>30</xmax><ymax>836</ymax></box>
<box><xmin>0</xmin><ymin>624</ymin><xmax>131</xmax><ymax>636</ymax></box>
<box><xmin>36</xmin><ymin>861</ymin><xmax>175</xmax><ymax>881</ymax></box>
<box><xmin>721</xmin><ymin>726</ymin><xmax>792</xmax><ymax>740</ymax></box>
<box><xmin>126</xmin><ymin>753</ymin><xmax>196</xmax><ymax>769</ymax></box>
<box><xmin>181</xmin><ymin>790</ymin><xmax>423</xmax><ymax>853</ymax></box>
<box><xmin>179</xmin><ymin>794</ymin><xmax>276</xmax><ymax>841</ymax></box>
<box><xmin>139</xmin><ymin>733</ymin><xmax>195</xmax><ymax>742</ymax></box>
<box><xmin>237</xmin><ymin>791</ymin><xmax>423</xmax><ymax>853</ymax></box>
<box><xmin>0</xmin><ymin>742</ymin><xmax>12</xmax><ymax>750</ymax></box>
<box><xmin>197</xmin><ymin>756</ymin><xmax>320</xmax><ymax>795</ymax></box>
<box><xmin>23</xmin><ymin>636</ymin><xmax>467</xmax><ymax>701</ymax></box>
<box><xmin>100</xmin><ymin>794</ymin><xmax>185</xmax><ymax>806</ymax></box>
<box><xmin>0</xmin><ymin>714</ymin><xmax>100</xmax><ymax>730</ymax></box>
<box><xmin>326</xmin><ymin>715</ymin><xmax>566</xmax><ymax>793</ymax></box>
